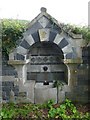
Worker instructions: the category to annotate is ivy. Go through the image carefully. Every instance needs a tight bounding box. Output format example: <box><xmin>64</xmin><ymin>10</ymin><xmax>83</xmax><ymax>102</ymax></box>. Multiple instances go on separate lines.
<box><xmin>2</xmin><ymin>19</ymin><xmax>29</xmax><ymax>55</ymax></box>
<box><xmin>64</xmin><ymin>24</ymin><xmax>90</xmax><ymax>43</ymax></box>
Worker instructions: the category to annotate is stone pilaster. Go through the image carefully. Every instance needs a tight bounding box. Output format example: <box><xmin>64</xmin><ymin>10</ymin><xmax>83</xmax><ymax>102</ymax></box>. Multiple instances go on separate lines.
<box><xmin>66</xmin><ymin>63</ymin><xmax>78</xmax><ymax>88</ymax></box>
<box><xmin>64</xmin><ymin>59</ymin><xmax>82</xmax><ymax>89</ymax></box>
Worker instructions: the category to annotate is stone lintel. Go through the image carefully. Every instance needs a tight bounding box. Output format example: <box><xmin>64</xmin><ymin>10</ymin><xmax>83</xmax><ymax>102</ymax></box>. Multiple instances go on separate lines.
<box><xmin>63</xmin><ymin>58</ymin><xmax>82</xmax><ymax>64</ymax></box>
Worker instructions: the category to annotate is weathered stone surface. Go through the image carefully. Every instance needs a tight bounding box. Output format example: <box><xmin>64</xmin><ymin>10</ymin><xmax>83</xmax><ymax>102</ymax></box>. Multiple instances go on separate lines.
<box><xmin>31</xmin><ymin>31</ymin><xmax>40</xmax><ymax>42</ymax></box>
<box><xmin>2</xmin><ymin>76</ymin><xmax>15</xmax><ymax>81</ymax></box>
<box><xmin>62</xmin><ymin>44</ymin><xmax>73</xmax><ymax>54</ymax></box>
<box><xmin>8</xmin><ymin>60</ymin><xmax>25</xmax><ymax>65</ymax></box>
<box><xmin>66</xmin><ymin>52</ymin><xmax>76</xmax><ymax>59</ymax></box>
<box><xmin>20</xmin><ymin>39</ymin><xmax>31</xmax><ymax>49</ymax></box>
<box><xmin>64</xmin><ymin>59</ymin><xmax>82</xmax><ymax>64</ymax></box>
<box><xmin>25</xmin><ymin>34</ymin><xmax>35</xmax><ymax>46</ymax></box>
<box><xmin>35</xmin><ymin>87</ymin><xmax>57</xmax><ymax>104</ymax></box>
<box><xmin>2</xmin><ymin>79</ymin><xmax>19</xmax><ymax>101</ymax></box>
<box><xmin>58</xmin><ymin>38</ymin><xmax>69</xmax><ymax>49</ymax></box>
<box><xmin>53</xmin><ymin>34</ymin><xmax>63</xmax><ymax>45</ymax></box>
<box><xmin>62</xmin><ymin>85</ymin><xmax>70</xmax><ymax>92</ymax></box>
<box><xmin>14</xmin><ymin>53</ymin><xmax>25</xmax><ymax>60</ymax></box>
<box><xmin>39</xmin><ymin>29</ymin><xmax>50</xmax><ymax>41</ymax></box>
<box><xmin>58</xmin><ymin>91</ymin><xmax>65</xmax><ymax>103</ymax></box>
<box><xmin>14</xmin><ymin>86</ymin><xmax>19</xmax><ymax>96</ymax></box>
<box><xmin>40</xmin><ymin>7</ymin><xmax>47</xmax><ymax>12</ymax></box>
<box><xmin>2</xmin><ymin>64</ymin><xmax>17</xmax><ymax>76</ymax></box>
<box><xmin>17</xmin><ymin>46</ymin><xmax>27</xmax><ymax>55</ymax></box>
<box><xmin>9</xmin><ymin>53</ymin><xmax>14</xmax><ymax>60</ymax></box>
<box><xmin>49</xmin><ymin>31</ymin><xmax>57</xmax><ymax>42</ymax></box>
<box><xmin>69</xmin><ymin>32</ymin><xmax>82</xmax><ymax>39</ymax></box>
<box><xmin>38</xmin><ymin>16</ymin><xmax>49</xmax><ymax>28</ymax></box>
<box><xmin>18</xmin><ymin>80</ymin><xmax>35</xmax><ymax>103</ymax></box>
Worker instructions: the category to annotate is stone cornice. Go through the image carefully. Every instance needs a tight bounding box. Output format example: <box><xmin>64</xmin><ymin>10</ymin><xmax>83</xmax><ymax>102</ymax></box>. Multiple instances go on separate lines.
<box><xmin>63</xmin><ymin>58</ymin><xmax>82</xmax><ymax>64</ymax></box>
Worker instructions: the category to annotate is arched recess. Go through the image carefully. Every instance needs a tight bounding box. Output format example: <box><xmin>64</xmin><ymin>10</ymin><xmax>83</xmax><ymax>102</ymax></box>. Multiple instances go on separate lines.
<box><xmin>26</xmin><ymin>41</ymin><xmax>68</xmax><ymax>84</ymax></box>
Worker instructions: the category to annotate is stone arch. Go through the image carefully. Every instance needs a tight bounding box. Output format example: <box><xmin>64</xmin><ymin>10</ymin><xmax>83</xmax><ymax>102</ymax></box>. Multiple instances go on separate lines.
<box><xmin>27</xmin><ymin>41</ymin><xmax>64</xmax><ymax>58</ymax></box>
<box><xmin>15</xmin><ymin>28</ymin><xmax>76</xmax><ymax>60</ymax></box>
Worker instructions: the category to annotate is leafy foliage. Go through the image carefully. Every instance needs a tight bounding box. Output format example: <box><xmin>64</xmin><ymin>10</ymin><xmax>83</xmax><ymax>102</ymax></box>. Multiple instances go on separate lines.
<box><xmin>53</xmin><ymin>80</ymin><xmax>65</xmax><ymax>88</ymax></box>
<box><xmin>2</xmin><ymin>19</ymin><xmax>29</xmax><ymax>55</ymax></box>
<box><xmin>0</xmin><ymin>99</ymin><xmax>90</xmax><ymax>120</ymax></box>
<box><xmin>73</xmin><ymin>26</ymin><xmax>90</xmax><ymax>43</ymax></box>
<box><xmin>48</xmin><ymin>99</ymin><xmax>90</xmax><ymax>119</ymax></box>
<box><xmin>63</xmin><ymin>24</ymin><xmax>90</xmax><ymax>43</ymax></box>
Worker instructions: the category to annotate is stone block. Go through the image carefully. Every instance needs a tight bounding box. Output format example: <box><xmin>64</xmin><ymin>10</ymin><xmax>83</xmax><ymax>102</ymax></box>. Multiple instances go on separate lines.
<box><xmin>25</xmin><ymin>34</ymin><xmax>35</xmax><ymax>46</ymax></box>
<box><xmin>49</xmin><ymin>31</ymin><xmax>57</xmax><ymax>42</ymax></box>
<box><xmin>59</xmin><ymin>38</ymin><xmax>69</xmax><ymax>49</ymax></box>
<box><xmin>62</xmin><ymin>44</ymin><xmax>73</xmax><ymax>54</ymax></box>
<box><xmin>38</xmin><ymin>16</ymin><xmax>49</xmax><ymax>28</ymax></box>
<box><xmin>62</xmin><ymin>85</ymin><xmax>70</xmax><ymax>92</ymax></box>
<box><xmin>2</xmin><ymin>86</ymin><xmax>11</xmax><ymax>91</ymax></box>
<box><xmin>39</xmin><ymin>29</ymin><xmax>50</xmax><ymax>41</ymax></box>
<box><xmin>2</xmin><ymin>81</ymin><xmax>14</xmax><ymax>89</ymax></box>
<box><xmin>15</xmin><ymin>53</ymin><xmax>24</xmax><ymax>60</ymax></box>
<box><xmin>2</xmin><ymin>76</ymin><xmax>15</xmax><ymax>81</ymax></box>
<box><xmin>65</xmin><ymin>92</ymin><xmax>76</xmax><ymax>101</ymax></box>
<box><xmin>65</xmin><ymin>90</ymin><xmax>89</xmax><ymax>103</ymax></box>
<box><xmin>58</xmin><ymin>91</ymin><xmax>65</xmax><ymax>103</ymax></box>
<box><xmin>20</xmin><ymin>39</ymin><xmax>30</xmax><ymax>49</ymax></box>
<box><xmin>27</xmin><ymin>21</ymin><xmax>43</xmax><ymax>34</ymax></box>
<box><xmin>32</xmin><ymin>31</ymin><xmax>40</xmax><ymax>42</ymax></box>
<box><xmin>35</xmin><ymin>86</ymin><xmax>57</xmax><ymax>104</ymax></box>
<box><xmin>14</xmin><ymin>86</ymin><xmax>19</xmax><ymax>92</ymax></box>
<box><xmin>9</xmin><ymin>53</ymin><xmax>14</xmax><ymax>60</ymax></box>
<box><xmin>53</xmin><ymin>33</ymin><xmax>63</xmax><ymax>44</ymax></box>
<box><xmin>19</xmin><ymin>80</ymin><xmax>35</xmax><ymax>103</ymax></box>
<box><xmin>66</xmin><ymin>52</ymin><xmax>75</xmax><ymax>59</ymax></box>
<box><xmin>17</xmin><ymin>46</ymin><xmax>27</xmax><ymax>55</ymax></box>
